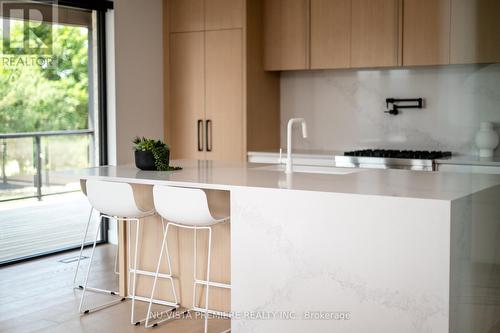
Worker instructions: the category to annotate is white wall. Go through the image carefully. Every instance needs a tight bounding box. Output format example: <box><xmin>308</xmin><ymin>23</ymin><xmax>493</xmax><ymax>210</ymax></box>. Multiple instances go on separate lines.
<box><xmin>281</xmin><ymin>64</ymin><xmax>500</xmax><ymax>156</ymax></box>
<box><xmin>106</xmin><ymin>9</ymin><xmax>117</xmax><ymax>165</ymax></box>
<box><xmin>110</xmin><ymin>0</ymin><xmax>164</xmax><ymax>165</ymax></box>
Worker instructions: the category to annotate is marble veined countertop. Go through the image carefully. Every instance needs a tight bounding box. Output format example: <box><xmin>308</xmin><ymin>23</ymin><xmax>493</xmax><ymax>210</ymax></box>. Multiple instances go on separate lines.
<box><xmin>64</xmin><ymin>159</ymin><xmax>500</xmax><ymax>201</ymax></box>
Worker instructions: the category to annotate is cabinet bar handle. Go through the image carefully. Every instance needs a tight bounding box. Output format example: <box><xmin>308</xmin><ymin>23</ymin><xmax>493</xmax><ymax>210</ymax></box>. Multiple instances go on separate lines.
<box><xmin>206</xmin><ymin>119</ymin><xmax>212</xmax><ymax>152</ymax></box>
<box><xmin>197</xmin><ymin>119</ymin><xmax>203</xmax><ymax>152</ymax></box>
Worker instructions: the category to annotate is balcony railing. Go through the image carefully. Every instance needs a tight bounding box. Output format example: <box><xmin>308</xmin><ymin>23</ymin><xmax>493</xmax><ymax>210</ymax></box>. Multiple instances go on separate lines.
<box><xmin>0</xmin><ymin>129</ymin><xmax>95</xmax><ymax>201</ymax></box>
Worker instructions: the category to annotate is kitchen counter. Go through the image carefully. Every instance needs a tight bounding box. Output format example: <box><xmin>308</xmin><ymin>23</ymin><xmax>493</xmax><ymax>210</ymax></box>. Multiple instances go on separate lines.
<box><xmin>250</xmin><ymin>150</ymin><xmax>500</xmax><ymax>167</ymax></box>
<box><xmin>68</xmin><ymin>160</ymin><xmax>500</xmax><ymax>333</ymax></box>
<box><xmin>247</xmin><ymin>149</ymin><xmax>337</xmax><ymax>166</ymax></box>
<box><xmin>436</xmin><ymin>154</ymin><xmax>500</xmax><ymax>166</ymax></box>
<box><xmin>68</xmin><ymin>159</ymin><xmax>500</xmax><ymax>201</ymax></box>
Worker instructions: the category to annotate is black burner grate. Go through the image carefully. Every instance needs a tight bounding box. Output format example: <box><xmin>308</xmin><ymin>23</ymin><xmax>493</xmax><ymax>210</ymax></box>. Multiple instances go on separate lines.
<box><xmin>344</xmin><ymin>149</ymin><xmax>452</xmax><ymax>160</ymax></box>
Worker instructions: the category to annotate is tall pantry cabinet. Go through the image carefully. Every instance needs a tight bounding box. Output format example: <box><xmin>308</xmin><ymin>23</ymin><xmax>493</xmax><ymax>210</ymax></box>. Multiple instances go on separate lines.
<box><xmin>164</xmin><ymin>0</ymin><xmax>280</xmax><ymax>161</ymax></box>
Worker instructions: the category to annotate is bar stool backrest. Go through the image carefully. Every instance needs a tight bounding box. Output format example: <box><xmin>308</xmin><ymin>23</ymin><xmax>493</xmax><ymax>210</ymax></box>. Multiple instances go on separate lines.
<box><xmin>86</xmin><ymin>180</ymin><xmax>145</xmax><ymax>218</ymax></box>
<box><xmin>153</xmin><ymin>185</ymin><xmax>217</xmax><ymax>226</ymax></box>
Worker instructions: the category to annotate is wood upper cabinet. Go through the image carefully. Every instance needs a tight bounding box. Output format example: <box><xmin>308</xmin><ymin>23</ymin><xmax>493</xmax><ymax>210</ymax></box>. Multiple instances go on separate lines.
<box><xmin>168</xmin><ymin>0</ymin><xmax>204</xmax><ymax>32</ymax></box>
<box><xmin>350</xmin><ymin>0</ymin><xmax>401</xmax><ymax>68</ymax></box>
<box><xmin>450</xmin><ymin>0</ymin><xmax>500</xmax><ymax>64</ymax></box>
<box><xmin>264</xmin><ymin>0</ymin><xmax>310</xmax><ymax>70</ymax></box>
<box><xmin>310</xmin><ymin>0</ymin><xmax>351</xmax><ymax>69</ymax></box>
<box><xmin>264</xmin><ymin>0</ymin><xmax>401</xmax><ymax>70</ymax></box>
<box><xmin>169</xmin><ymin>32</ymin><xmax>206</xmax><ymax>160</ymax></box>
<box><xmin>205</xmin><ymin>0</ymin><xmax>244</xmax><ymax>30</ymax></box>
<box><xmin>205</xmin><ymin>30</ymin><xmax>244</xmax><ymax>161</ymax></box>
<box><xmin>403</xmin><ymin>0</ymin><xmax>450</xmax><ymax>66</ymax></box>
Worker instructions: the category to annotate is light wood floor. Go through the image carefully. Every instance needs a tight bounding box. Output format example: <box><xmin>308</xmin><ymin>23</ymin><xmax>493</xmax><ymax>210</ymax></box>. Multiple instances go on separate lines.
<box><xmin>0</xmin><ymin>245</ymin><xmax>230</xmax><ymax>333</ymax></box>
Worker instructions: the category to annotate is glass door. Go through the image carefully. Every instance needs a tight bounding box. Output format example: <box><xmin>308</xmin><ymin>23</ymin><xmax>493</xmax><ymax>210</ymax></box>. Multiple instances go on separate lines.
<box><xmin>0</xmin><ymin>2</ymin><xmax>106</xmax><ymax>265</ymax></box>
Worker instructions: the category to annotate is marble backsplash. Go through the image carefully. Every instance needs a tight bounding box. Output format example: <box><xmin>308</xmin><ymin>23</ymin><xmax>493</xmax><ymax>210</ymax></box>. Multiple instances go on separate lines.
<box><xmin>280</xmin><ymin>64</ymin><xmax>500</xmax><ymax>156</ymax></box>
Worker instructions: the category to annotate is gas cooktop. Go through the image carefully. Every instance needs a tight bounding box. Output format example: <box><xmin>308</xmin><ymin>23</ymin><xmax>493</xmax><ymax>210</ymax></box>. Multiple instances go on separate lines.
<box><xmin>335</xmin><ymin>149</ymin><xmax>452</xmax><ymax>171</ymax></box>
<box><xmin>343</xmin><ymin>149</ymin><xmax>452</xmax><ymax>160</ymax></box>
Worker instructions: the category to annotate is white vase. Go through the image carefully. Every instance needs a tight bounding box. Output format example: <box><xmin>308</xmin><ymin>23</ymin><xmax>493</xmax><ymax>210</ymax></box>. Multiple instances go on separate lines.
<box><xmin>475</xmin><ymin>122</ymin><xmax>499</xmax><ymax>158</ymax></box>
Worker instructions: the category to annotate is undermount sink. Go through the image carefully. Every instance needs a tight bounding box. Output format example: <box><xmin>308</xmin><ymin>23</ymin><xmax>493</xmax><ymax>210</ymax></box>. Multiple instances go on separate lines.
<box><xmin>254</xmin><ymin>164</ymin><xmax>361</xmax><ymax>175</ymax></box>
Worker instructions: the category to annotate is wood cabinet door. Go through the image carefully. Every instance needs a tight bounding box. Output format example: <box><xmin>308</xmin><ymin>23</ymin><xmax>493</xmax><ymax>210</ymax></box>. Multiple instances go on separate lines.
<box><xmin>264</xmin><ymin>0</ymin><xmax>310</xmax><ymax>70</ymax></box>
<box><xmin>205</xmin><ymin>0</ymin><xmax>244</xmax><ymax>30</ymax></box>
<box><xmin>450</xmin><ymin>0</ymin><xmax>500</xmax><ymax>64</ymax></box>
<box><xmin>403</xmin><ymin>0</ymin><xmax>450</xmax><ymax>66</ymax></box>
<box><xmin>310</xmin><ymin>0</ymin><xmax>351</xmax><ymax>69</ymax></box>
<box><xmin>205</xmin><ymin>29</ymin><xmax>244</xmax><ymax>161</ymax></box>
<box><xmin>351</xmin><ymin>0</ymin><xmax>401</xmax><ymax>68</ymax></box>
<box><xmin>169</xmin><ymin>32</ymin><xmax>206</xmax><ymax>160</ymax></box>
<box><xmin>168</xmin><ymin>0</ymin><xmax>204</xmax><ymax>33</ymax></box>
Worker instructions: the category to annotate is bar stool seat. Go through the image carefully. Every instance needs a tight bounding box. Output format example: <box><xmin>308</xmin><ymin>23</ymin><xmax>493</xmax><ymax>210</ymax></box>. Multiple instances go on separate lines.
<box><xmin>77</xmin><ymin>180</ymin><xmax>156</xmax><ymax>325</ymax></box>
<box><xmin>145</xmin><ymin>185</ymin><xmax>230</xmax><ymax>333</ymax></box>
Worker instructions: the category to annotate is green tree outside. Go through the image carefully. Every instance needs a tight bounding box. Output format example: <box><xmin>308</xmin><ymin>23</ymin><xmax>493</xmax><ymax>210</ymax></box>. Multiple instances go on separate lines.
<box><xmin>0</xmin><ymin>20</ymin><xmax>91</xmax><ymax>200</ymax></box>
<box><xmin>0</xmin><ymin>20</ymin><xmax>89</xmax><ymax>133</ymax></box>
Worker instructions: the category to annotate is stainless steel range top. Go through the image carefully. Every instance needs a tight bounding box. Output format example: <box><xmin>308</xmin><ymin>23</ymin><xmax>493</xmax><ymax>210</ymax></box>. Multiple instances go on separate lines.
<box><xmin>335</xmin><ymin>149</ymin><xmax>452</xmax><ymax>171</ymax></box>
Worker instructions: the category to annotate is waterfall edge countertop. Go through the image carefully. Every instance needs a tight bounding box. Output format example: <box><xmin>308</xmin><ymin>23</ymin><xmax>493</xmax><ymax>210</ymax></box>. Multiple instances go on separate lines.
<box><xmin>64</xmin><ymin>159</ymin><xmax>500</xmax><ymax>201</ymax></box>
<box><xmin>66</xmin><ymin>159</ymin><xmax>500</xmax><ymax>332</ymax></box>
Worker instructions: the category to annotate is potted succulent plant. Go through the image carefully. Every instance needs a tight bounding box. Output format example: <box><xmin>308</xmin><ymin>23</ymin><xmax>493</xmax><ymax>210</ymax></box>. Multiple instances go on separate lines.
<box><xmin>133</xmin><ymin>137</ymin><xmax>170</xmax><ymax>171</ymax></box>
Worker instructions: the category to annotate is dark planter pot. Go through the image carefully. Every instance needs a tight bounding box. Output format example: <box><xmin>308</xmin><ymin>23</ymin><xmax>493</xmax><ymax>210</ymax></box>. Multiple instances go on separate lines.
<box><xmin>134</xmin><ymin>150</ymin><xmax>156</xmax><ymax>170</ymax></box>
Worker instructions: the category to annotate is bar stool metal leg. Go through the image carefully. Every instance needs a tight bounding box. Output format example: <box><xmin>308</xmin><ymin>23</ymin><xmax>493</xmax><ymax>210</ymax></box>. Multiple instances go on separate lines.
<box><xmin>193</xmin><ymin>227</ymin><xmax>232</xmax><ymax>333</ymax></box>
<box><xmin>203</xmin><ymin>227</ymin><xmax>213</xmax><ymax>333</ymax></box>
<box><xmin>192</xmin><ymin>227</ymin><xmax>198</xmax><ymax>309</ymax></box>
<box><xmin>189</xmin><ymin>225</ymin><xmax>231</xmax><ymax>332</ymax></box>
<box><xmin>145</xmin><ymin>220</ymin><xmax>183</xmax><ymax>328</ymax></box>
<box><xmin>161</xmin><ymin>219</ymin><xmax>179</xmax><ymax>309</ymax></box>
<box><xmin>75</xmin><ymin>214</ymin><xmax>120</xmax><ymax>296</ymax></box>
<box><xmin>130</xmin><ymin>218</ymin><xmax>142</xmax><ymax>325</ymax></box>
<box><xmin>191</xmin><ymin>226</ymin><xmax>231</xmax><ymax>317</ymax></box>
<box><xmin>73</xmin><ymin>207</ymin><xmax>94</xmax><ymax>286</ymax></box>
<box><xmin>79</xmin><ymin>215</ymin><xmax>126</xmax><ymax>314</ymax></box>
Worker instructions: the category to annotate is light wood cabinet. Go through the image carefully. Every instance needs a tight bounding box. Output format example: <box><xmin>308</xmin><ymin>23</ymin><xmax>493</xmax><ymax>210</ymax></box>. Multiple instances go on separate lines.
<box><xmin>351</xmin><ymin>0</ymin><xmax>401</xmax><ymax>68</ymax></box>
<box><xmin>205</xmin><ymin>0</ymin><xmax>244</xmax><ymax>30</ymax></box>
<box><xmin>169</xmin><ymin>30</ymin><xmax>244</xmax><ymax>161</ymax></box>
<box><xmin>264</xmin><ymin>0</ymin><xmax>401</xmax><ymax>70</ymax></box>
<box><xmin>205</xmin><ymin>30</ymin><xmax>244</xmax><ymax>161</ymax></box>
<box><xmin>168</xmin><ymin>0</ymin><xmax>204</xmax><ymax>32</ymax></box>
<box><xmin>403</xmin><ymin>0</ymin><xmax>450</xmax><ymax>66</ymax></box>
<box><xmin>169</xmin><ymin>32</ymin><xmax>206</xmax><ymax>160</ymax></box>
<box><xmin>263</xmin><ymin>0</ymin><xmax>500</xmax><ymax>71</ymax></box>
<box><xmin>310</xmin><ymin>0</ymin><xmax>351</xmax><ymax>69</ymax></box>
<box><xmin>168</xmin><ymin>0</ymin><xmax>243</xmax><ymax>32</ymax></box>
<box><xmin>165</xmin><ymin>0</ymin><xmax>280</xmax><ymax>162</ymax></box>
<box><xmin>246</xmin><ymin>0</ymin><xmax>281</xmax><ymax>151</ymax></box>
<box><xmin>264</xmin><ymin>0</ymin><xmax>310</xmax><ymax>70</ymax></box>
<box><xmin>450</xmin><ymin>0</ymin><xmax>500</xmax><ymax>64</ymax></box>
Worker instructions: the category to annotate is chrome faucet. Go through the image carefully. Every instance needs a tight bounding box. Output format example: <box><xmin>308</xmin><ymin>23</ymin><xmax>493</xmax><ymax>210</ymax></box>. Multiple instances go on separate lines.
<box><xmin>286</xmin><ymin>118</ymin><xmax>308</xmax><ymax>174</ymax></box>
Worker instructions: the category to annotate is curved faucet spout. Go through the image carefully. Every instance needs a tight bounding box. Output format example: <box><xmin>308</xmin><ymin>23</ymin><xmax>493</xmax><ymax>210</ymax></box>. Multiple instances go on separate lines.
<box><xmin>286</xmin><ymin>118</ymin><xmax>308</xmax><ymax>174</ymax></box>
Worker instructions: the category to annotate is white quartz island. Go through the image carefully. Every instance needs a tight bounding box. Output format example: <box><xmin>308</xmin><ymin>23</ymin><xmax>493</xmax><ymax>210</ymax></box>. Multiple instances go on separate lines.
<box><xmin>69</xmin><ymin>160</ymin><xmax>500</xmax><ymax>333</ymax></box>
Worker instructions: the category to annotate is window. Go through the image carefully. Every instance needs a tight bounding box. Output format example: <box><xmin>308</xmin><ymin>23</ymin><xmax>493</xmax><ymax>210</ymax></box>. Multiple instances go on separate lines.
<box><xmin>0</xmin><ymin>1</ymin><xmax>111</xmax><ymax>265</ymax></box>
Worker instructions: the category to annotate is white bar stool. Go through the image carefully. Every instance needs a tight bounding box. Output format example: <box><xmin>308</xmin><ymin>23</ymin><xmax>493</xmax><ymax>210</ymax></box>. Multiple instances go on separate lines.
<box><xmin>78</xmin><ymin>180</ymin><xmax>156</xmax><ymax>325</ymax></box>
<box><xmin>145</xmin><ymin>185</ymin><xmax>231</xmax><ymax>333</ymax></box>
